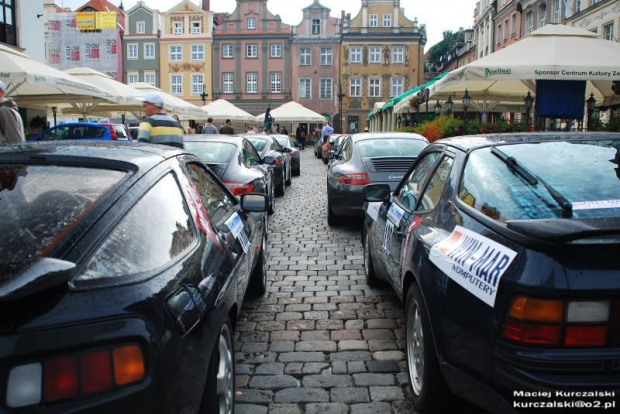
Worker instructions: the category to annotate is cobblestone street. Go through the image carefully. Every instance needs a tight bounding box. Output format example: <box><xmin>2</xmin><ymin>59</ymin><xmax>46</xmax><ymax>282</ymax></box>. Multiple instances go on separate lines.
<box><xmin>233</xmin><ymin>148</ymin><xmax>415</xmax><ymax>414</ymax></box>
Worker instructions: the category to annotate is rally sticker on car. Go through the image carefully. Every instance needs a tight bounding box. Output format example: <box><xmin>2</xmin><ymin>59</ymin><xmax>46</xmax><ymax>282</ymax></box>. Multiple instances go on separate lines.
<box><xmin>225</xmin><ymin>213</ymin><xmax>251</xmax><ymax>253</ymax></box>
<box><xmin>429</xmin><ymin>226</ymin><xmax>517</xmax><ymax>307</ymax></box>
<box><xmin>366</xmin><ymin>202</ymin><xmax>382</xmax><ymax>222</ymax></box>
<box><xmin>572</xmin><ymin>199</ymin><xmax>620</xmax><ymax>210</ymax></box>
<box><xmin>387</xmin><ymin>203</ymin><xmax>405</xmax><ymax>225</ymax></box>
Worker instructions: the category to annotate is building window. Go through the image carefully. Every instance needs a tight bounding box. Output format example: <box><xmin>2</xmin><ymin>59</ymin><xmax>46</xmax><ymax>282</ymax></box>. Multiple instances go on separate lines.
<box><xmin>128</xmin><ymin>72</ymin><xmax>139</xmax><ymax>84</ymax></box>
<box><xmin>299</xmin><ymin>48</ymin><xmax>311</xmax><ymax>65</ymax></box>
<box><xmin>525</xmin><ymin>10</ymin><xmax>533</xmax><ymax>34</ymax></box>
<box><xmin>0</xmin><ymin>0</ymin><xmax>16</xmax><ymax>46</ymax></box>
<box><xmin>170</xmin><ymin>45</ymin><xmax>182</xmax><ymax>62</ymax></box>
<box><xmin>497</xmin><ymin>25</ymin><xmax>503</xmax><ymax>44</ymax></box>
<box><xmin>192</xmin><ymin>21</ymin><xmax>201</xmax><ymax>34</ymax></box>
<box><xmin>247</xmin><ymin>17</ymin><xmax>256</xmax><ymax>30</ymax></box>
<box><xmin>319</xmin><ymin>78</ymin><xmax>332</xmax><ymax>100</ymax></box>
<box><xmin>552</xmin><ymin>0</ymin><xmax>561</xmax><ymax>23</ymax></box>
<box><xmin>246</xmin><ymin>44</ymin><xmax>258</xmax><ymax>58</ymax></box>
<box><xmin>270</xmin><ymin>72</ymin><xmax>282</xmax><ymax>93</ymax></box>
<box><xmin>539</xmin><ymin>4</ymin><xmax>546</xmax><ymax>27</ymax></box>
<box><xmin>369</xmin><ymin>46</ymin><xmax>381</xmax><ymax>63</ymax></box>
<box><xmin>369</xmin><ymin>77</ymin><xmax>381</xmax><ymax>97</ymax></box>
<box><xmin>136</xmin><ymin>21</ymin><xmax>145</xmax><ymax>34</ymax></box>
<box><xmin>312</xmin><ymin>19</ymin><xmax>320</xmax><ymax>35</ymax></box>
<box><xmin>144</xmin><ymin>72</ymin><xmax>156</xmax><ymax>86</ymax></box>
<box><xmin>393</xmin><ymin>46</ymin><xmax>404</xmax><ymax>63</ymax></box>
<box><xmin>511</xmin><ymin>13</ymin><xmax>517</xmax><ymax>35</ymax></box>
<box><xmin>592</xmin><ymin>0</ymin><xmax>602</xmax><ymax>5</ymax></box>
<box><xmin>576</xmin><ymin>0</ymin><xmax>582</xmax><ymax>12</ymax></box>
<box><xmin>223</xmin><ymin>73</ymin><xmax>234</xmax><ymax>94</ymax></box>
<box><xmin>223</xmin><ymin>44</ymin><xmax>234</xmax><ymax>58</ymax></box>
<box><xmin>504</xmin><ymin>19</ymin><xmax>509</xmax><ymax>40</ymax></box>
<box><xmin>320</xmin><ymin>48</ymin><xmax>332</xmax><ymax>66</ymax></box>
<box><xmin>192</xmin><ymin>74</ymin><xmax>204</xmax><ymax>95</ymax></box>
<box><xmin>191</xmin><ymin>44</ymin><xmax>204</xmax><ymax>61</ymax></box>
<box><xmin>144</xmin><ymin>43</ymin><xmax>155</xmax><ymax>60</ymax></box>
<box><xmin>127</xmin><ymin>43</ymin><xmax>138</xmax><ymax>60</ymax></box>
<box><xmin>350</xmin><ymin>77</ymin><xmax>362</xmax><ymax>97</ymax></box>
<box><xmin>171</xmin><ymin>75</ymin><xmax>183</xmax><ymax>95</ymax></box>
<box><xmin>604</xmin><ymin>22</ymin><xmax>614</xmax><ymax>41</ymax></box>
<box><xmin>173</xmin><ymin>21</ymin><xmax>183</xmax><ymax>35</ymax></box>
<box><xmin>270</xmin><ymin>43</ymin><xmax>282</xmax><ymax>58</ymax></box>
<box><xmin>350</xmin><ymin>46</ymin><xmax>362</xmax><ymax>63</ymax></box>
<box><xmin>369</xmin><ymin>14</ymin><xmax>378</xmax><ymax>27</ymax></box>
<box><xmin>246</xmin><ymin>72</ymin><xmax>258</xmax><ymax>93</ymax></box>
<box><xmin>390</xmin><ymin>77</ymin><xmax>404</xmax><ymax>97</ymax></box>
<box><xmin>299</xmin><ymin>78</ymin><xmax>311</xmax><ymax>99</ymax></box>
<box><xmin>383</xmin><ymin>14</ymin><xmax>392</xmax><ymax>27</ymax></box>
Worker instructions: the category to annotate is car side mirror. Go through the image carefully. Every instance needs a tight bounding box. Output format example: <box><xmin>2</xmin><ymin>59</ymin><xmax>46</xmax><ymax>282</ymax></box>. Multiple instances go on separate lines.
<box><xmin>262</xmin><ymin>156</ymin><xmax>277</xmax><ymax>165</ymax></box>
<box><xmin>240</xmin><ymin>193</ymin><xmax>268</xmax><ymax>212</ymax></box>
<box><xmin>363</xmin><ymin>184</ymin><xmax>391</xmax><ymax>202</ymax></box>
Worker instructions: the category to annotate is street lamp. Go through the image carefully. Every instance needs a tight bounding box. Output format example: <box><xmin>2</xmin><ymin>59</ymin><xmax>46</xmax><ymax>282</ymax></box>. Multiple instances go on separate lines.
<box><xmin>445</xmin><ymin>96</ymin><xmax>453</xmax><ymax>116</ymax></box>
<box><xmin>337</xmin><ymin>86</ymin><xmax>346</xmax><ymax>133</ymax></box>
<box><xmin>462</xmin><ymin>89</ymin><xmax>471</xmax><ymax>134</ymax></box>
<box><xmin>586</xmin><ymin>92</ymin><xmax>596</xmax><ymax>131</ymax></box>
<box><xmin>200</xmin><ymin>86</ymin><xmax>209</xmax><ymax>106</ymax></box>
<box><xmin>523</xmin><ymin>91</ymin><xmax>534</xmax><ymax>126</ymax></box>
<box><xmin>434</xmin><ymin>100</ymin><xmax>442</xmax><ymax>116</ymax></box>
<box><xmin>51</xmin><ymin>106</ymin><xmax>58</xmax><ymax>127</ymax></box>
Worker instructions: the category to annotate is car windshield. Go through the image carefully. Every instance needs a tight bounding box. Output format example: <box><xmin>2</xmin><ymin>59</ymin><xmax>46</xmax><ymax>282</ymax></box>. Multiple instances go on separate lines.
<box><xmin>459</xmin><ymin>139</ymin><xmax>620</xmax><ymax>222</ymax></box>
<box><xmin>247</xmin><ymin>138</ymin><xmax>268</xmax><ymax>151</ymax></box>
<box><xmin>274</xmin><ymin>137</ymin><xmax>290</xmax><ymax>148</ymax></box>
<box><xmin>357</xmin><ymin>138</ymin><xmax>427</xmax><ymax>158</ymax></box>
<box><xmin>0</xmin><ymin>165</ymin><xmax>126</xmax><ymax>281</ymax></box>
<box><xmin>185</xmin><ymin>141</ymin><xmax>236</xmax><ymax>164</ymax></box>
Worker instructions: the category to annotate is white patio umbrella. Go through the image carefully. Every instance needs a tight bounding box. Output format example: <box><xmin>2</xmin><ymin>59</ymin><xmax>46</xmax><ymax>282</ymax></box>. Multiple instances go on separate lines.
<box><xmin>255</xmin><ymin>101</ymin><xmax>327</xmax><ymax>123</ymax></box>
<box><xmin>0</xmin><ymin>43</ymin><xmax>113</xmax><ymax>105</ymax></box>
<box><xmin>130</xmin><ymin>83</ymin><xmax>207</xmax><ymax>120</ymax></box>
<box><xmin>429</xmin><ymin>25</ymin><xmax>620</xmax><ymax>107</ymax></box>
<box><xmin>200</xmin><ymin>99</ymin><xmax>256</xmax><ymax>123</ymax></box>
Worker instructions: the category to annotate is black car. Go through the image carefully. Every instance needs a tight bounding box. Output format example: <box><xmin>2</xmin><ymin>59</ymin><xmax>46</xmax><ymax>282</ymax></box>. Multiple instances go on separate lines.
<box><xmin>0</xmin><ymin>142</ymin><xmax>269</xmax><ymax>413</ymax></box>
<box><xmin>245</xmin><ymin>135</ymin><xmax>291</xmax><ymax>196</ymax></box>
<box><xmin>327</xmin><ymin>133</ymin><xmax>428</xmax><ymax>225</ymax></box>
<box><xmin>362</xmin><ymin>133</ymin><xmax>620</xmax><ymax>414</ymax></box>
<box><xmin>273</xmin><ymin>134</ymin><xmax>300</xmax><ymax>176</ymax></box>
<box><xmin>185</xmin><ymin>135</ymin><xmax>277</xmax><ymax>215</ymax></box>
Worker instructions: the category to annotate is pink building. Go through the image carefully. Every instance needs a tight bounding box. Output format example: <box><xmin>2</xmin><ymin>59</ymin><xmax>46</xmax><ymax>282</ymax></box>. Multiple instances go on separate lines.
<box><xmin>291</xmin><ymin>0</ymin><xmax>341</xmax><ymax>123</ymax></box>
<box><xmin>213</xmin><ymin>0</ymin><xmax>292</xmax><ymax>115</ymax></box>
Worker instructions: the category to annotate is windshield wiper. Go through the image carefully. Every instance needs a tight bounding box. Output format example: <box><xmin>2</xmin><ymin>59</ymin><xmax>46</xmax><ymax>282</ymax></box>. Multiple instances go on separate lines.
<box><xmin>491</xmin><ymin>146</ymin><xmax>573</xmax><ymax>218</ymax></box>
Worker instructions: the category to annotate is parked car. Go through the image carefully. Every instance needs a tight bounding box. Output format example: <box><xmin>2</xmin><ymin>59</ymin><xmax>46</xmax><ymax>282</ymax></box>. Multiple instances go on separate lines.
<box><xmin>30</xmin><ymin>122</ymin><xmax>131</xmax><ymax>142</ymax></box>
<box><xmin>362</xmin><ymin>132</ymin><xmax>620</xmax><ymax>414</ymax></box>
<box><xmin>323</xmin><ymin>135</ymin><xmax>350</xmax><ymax>165</ymax></box>
<box><xmin>326</xmin><ymin>132</ymin><xmax>428</xmax><ymax>225</ymax></box>
<box><xmin>0</xmin><ymin>141</ymin><xmax>268</xmax><ymax>414</ymax></box>
<box><xmin>128</xmin><ymin>126</ymin><xmax>139</xmax><ymax>140</ymax></box>
<box><xmin>245</xmin><ymin>135</ymin><xmax>291</xmax><ymax>196</ymax></box>
<box><xmin>184</xmin><ymin>135</ymin><xmax>277</xmax><ymax>215</ymax></box>
<box><xmin>273</xmin><ymin>134</ymin><xmax>300</xmax><ymax>176</ymax></box>
<box><xmin>314</xmin><ymin>136</ymin><xmax>324</xmax><ymax>159</ymax></box>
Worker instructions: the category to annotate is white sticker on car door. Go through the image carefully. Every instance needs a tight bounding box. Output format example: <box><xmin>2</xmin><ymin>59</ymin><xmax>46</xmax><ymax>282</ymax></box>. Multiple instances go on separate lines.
<box><xmin>387</xmin><ymin>203</ymin><xmax>405</xmax><ymax>226</ymax></box>
<box><xmin>225</xmin><ymin>212</ymin><xmax>251</xmax><ymax>253</ymax></box>
<box><xmin>366</xmin><ymin>202</ymin><xmax>382</xmax><ymax>222</ymax></box>
<box><xmin>429</xmin><ymin>226</ymin><xmax>517</xmax><ymax>307</ymax></box>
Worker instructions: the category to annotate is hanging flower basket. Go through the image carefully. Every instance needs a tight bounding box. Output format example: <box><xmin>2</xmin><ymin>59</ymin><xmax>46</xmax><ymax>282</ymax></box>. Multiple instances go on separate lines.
<box><xmin>409</xmin><ymin>96</ymin><xmax>421</xmax><ymax>110</ymax></box>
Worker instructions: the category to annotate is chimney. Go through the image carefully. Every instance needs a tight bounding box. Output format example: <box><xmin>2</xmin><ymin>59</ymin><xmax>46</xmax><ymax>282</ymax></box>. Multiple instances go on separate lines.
<box><xmin>202</xmin><ymin>0</ymin><xmax>210</xmax><ymax>11</ymax></box>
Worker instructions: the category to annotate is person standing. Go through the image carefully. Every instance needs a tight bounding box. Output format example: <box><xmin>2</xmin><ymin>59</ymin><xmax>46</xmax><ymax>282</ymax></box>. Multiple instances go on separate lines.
<box><xmin>0</xmin><ymin>80</ymin><xmax>25</xmax><ymax>144</ymax></box>
<box><xmin>219</xmin><ymin>119</ymin><xmax>235</xmax><ymax>135</ymax></box>
<box><xmin>246</xmin><ymin>126</ymin><xmax>256</xmax><ymax>135</ymax></box>
<box><xmin>295</xmin><ymin>124</ymin><xmax>306</xmax><ymax>150</ymax></box>
<box><xmin>263</xmin><ymin>108</ymin><xmax>274</xmax><ymax>133</ymax></box>
<box><xmin>321</xmin><ymin>119</ymin><xmax>334</xmax><ymax>143</ymax></box>
<box><xmin>204</xmin><ymin>117</ymin><xmax>218</xmax><ymax>134</ymax></box>
<box><xmin>137</xmin><ymin>92</ymin><xmax>184</xmax><ymax>148</ymax></box>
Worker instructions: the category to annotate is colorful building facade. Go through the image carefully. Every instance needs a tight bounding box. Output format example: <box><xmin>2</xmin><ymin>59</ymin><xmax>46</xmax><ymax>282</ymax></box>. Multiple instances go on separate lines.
<box><xmin>494</xmin><ymin>0</ymin><xmax>522</xmax><ymax>52</ymax></box>
<box><xmin>123</xmin><ymin>1</ymin><xmax>159</xmax><ymax>86</ymax></box>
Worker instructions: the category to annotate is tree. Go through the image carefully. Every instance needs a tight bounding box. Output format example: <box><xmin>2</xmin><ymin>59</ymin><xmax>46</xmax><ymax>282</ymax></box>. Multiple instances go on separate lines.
<box><xmin>428</xmin><ymin>30</ymin><xmax>465</xmax><ymax>69</ymax></box>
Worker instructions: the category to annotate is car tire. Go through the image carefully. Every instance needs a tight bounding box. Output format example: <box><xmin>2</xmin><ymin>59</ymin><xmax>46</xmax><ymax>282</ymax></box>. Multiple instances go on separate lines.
<box><xmin>406</xmin><ymin>284</ymin><xmax>450</xmax><ymax>413</ymax></box>
<box><xmin>327</xmin><ymin>197</ymin><xmax>337</xmax><ymax>226</ymax></box>
<box><xmin>293</xmin><ymin>167</ymin><xmax>300</xmax><ymax>176</ymax></box>
<box><xmin>275</xmin><ymin>169</ymin><xmax>285</xmax><ymax>197</ymax></box>
<box><xmin>268</xmin><ymin>181</ymin><xmax>275</xmax><ymax>215</ymax></box>
<box><xmin>248</xmin><ymin>232</ymin><xmax>267</xmax><ymax>296</ymax></box>
<box><xmin>285</xmin><ymin>163</ymin><xmax>292</xmax><ymax>186</ymax></box>
<box><xmin>363</xmin><ymin>229</ymin><xmax>380</xmax><ymax>286</ymax></box>
<box><xmin>322</xmin><ymin>157</ymin><xmax>328</xmax><ymax>165</ymax></box>
<box><xmin>202</xmin><ymin>317</ymin><xmax>235</xmax><ymax>414</ymax></box>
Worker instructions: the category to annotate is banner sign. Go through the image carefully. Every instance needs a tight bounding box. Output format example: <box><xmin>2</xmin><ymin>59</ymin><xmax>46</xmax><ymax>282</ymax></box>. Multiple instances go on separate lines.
<box><xmin>76</xmin><ymin>12</ymin><xmax>95</xmax><ymax>30</ymax></box>
<box><xmin>96</xmin><ymin>12</ymin><xmax>117</xmax><ymax>30</ymax></box>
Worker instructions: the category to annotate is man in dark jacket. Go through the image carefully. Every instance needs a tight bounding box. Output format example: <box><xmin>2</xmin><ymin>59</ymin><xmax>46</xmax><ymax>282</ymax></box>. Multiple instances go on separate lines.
<box><xmin>295</xmin><ymin>124</ymin><xmax>306</xmax><ymax>150</ymax></box>
<box><xmin>219</xmin><ymin>119</ymin><xmax>235</xmax><ymax>134</ymax></box>
<box><xmin>0</xmin><ymin>80</ymin><xmax>25</xmax><ymax>144</ymax></box>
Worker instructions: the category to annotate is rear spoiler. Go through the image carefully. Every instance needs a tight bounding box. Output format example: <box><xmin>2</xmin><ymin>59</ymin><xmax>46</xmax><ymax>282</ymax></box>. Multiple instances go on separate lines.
<box><xmin>506</xmin><ymin>217</ymin><xmax>620</xmax><ymax>243</ymax></box>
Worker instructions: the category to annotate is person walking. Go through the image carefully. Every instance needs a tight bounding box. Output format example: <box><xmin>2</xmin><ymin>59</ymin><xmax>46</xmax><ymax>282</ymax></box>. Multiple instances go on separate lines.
<box><xmin>321</xmin><ymin>119</ymin><xmax>334</xmax><ymax>144</ymax></box>
<box><xmin>219</xmin><ymin>119</ymin><xmax>235</xmax><ymax>135</ymax></box>
<box><xmin>203</xmin><ymin>117</ymin><xmax>218</xmax><ymax>134</ymax></box>
<box><xmin>137</xmin><ymin>92</ymin><xmax>184</xmax><ymax>148</ymax></box>
<box><xmin>0</xmin><ymin>80</ymin><xmax>25</xmax><ymax>144</ymax></box>
<box><xmin>295</xmin><ymin>124</ymin><xmax>306</xmax><ymax>150</ymax></box>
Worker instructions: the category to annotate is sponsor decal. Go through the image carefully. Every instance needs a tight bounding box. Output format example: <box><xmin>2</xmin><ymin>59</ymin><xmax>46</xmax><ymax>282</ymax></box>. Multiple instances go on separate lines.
<box><xmin>485</xmin><ymin>67</ymin><xmax>512</xmax><ymax>77</ymax></box>
<box><xmin>534</xmin><ymin>69</ymin><xmax>618</xmax><ymax>78</ymax></box>
<box><xmin>572</xmin><ymin>199</ymin><xmax>620</xmax><ymax>210</ymax></box>
<box><xmin>429</xmin><ymin>226</ymin><xmax>517</xmax><ymax>307</ymax></box>
<box><xmin>388</xmin><ymin>175</ymin><xmax>403</xmax><ymax>180</ymax></box>
<box><xmin>387</xmin><ymin>203</ymin><xmax>405</xmax><ymax>226</ymax></box>
<box><xmin>366</xmin><ymin>202</ymin><xmax>381</xmax><ymax>222</ymax></box>
<box><xmin>225</xmin><ymin>213</ymin><xmax>251</xmax><ymax>253</ymax></box>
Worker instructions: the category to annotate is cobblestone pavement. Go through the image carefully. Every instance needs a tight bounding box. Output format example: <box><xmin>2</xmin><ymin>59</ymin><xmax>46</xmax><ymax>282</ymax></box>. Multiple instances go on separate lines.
<box><xmin>234</xmin><ymin>149</ymin><xmax>483</xmax><ymax>414</ymax></box>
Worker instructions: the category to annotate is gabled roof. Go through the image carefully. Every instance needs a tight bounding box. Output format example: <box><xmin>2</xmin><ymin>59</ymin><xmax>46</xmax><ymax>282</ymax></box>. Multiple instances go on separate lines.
<box><xmin>165</xmin><ymin>0</ymin><xmax>205</xmax><ymax>15</ymax></box>
<box><xmin>126</xmin><ymin>0</ymin><xmax>158</xmax><ymax>15</ymax></box>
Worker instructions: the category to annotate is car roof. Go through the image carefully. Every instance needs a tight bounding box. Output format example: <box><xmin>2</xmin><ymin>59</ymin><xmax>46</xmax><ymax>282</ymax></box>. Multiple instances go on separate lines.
<box><xmin>351</xmin><ymin>132</ymin><xmax>428</xmax><ymax>142</ymax></box>
<box><xmin>184</xmin><ymin>135</ymin><xmax>244</xmax><ymax>146</ymax></box>
<box><xmin>241</xmin><ymin>134</ymin><xmax>270</xmax><ymax>141</ymax></box>
<box><xmin>435</xmin><ymin>132</ymin><xmax>620</xmax><ymax>153</ymax></box>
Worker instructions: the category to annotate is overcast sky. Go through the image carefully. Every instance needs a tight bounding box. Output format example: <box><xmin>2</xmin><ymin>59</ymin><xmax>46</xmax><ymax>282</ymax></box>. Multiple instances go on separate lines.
<box><xmin>57</xmin><ymin>0</ymin><xmax>478</xmax><ymax>48</ymax></box>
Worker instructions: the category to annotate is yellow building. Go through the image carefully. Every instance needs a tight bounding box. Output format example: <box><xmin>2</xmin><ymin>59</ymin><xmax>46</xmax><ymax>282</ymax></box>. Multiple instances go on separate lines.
<box><xmin>159</xmin><ymin>0</ymin><xmax>213</xmax><ymax>107</ymax></box>
<box><xmin>340</xmin><ymin>0</ymin><xmax>426</xmax><ymax>132</ymax></box>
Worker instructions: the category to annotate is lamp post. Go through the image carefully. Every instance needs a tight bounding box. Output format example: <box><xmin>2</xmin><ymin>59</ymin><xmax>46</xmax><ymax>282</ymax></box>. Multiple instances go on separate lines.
<box><xmin>586</xmin><ymin>92</ymin><xmax>596</xmax><ymax>131</ymax></box>
<box><xmin>462</xmin><ymin>89</ymin><xmax>471</xmax><ymax>134</ymax></box>
<box><xmin>337</xmin><ymin>86</ymin><xmax>346</xmax><ymax>133</ymax></box>
<box><xmin>445</xmin><ymin>96</ymin><xmax>453</xmax><ymax>117</ymax></box>
<box><xmin>434</xmin><ymin>100</ymin><xmax>441</xmax><ymax>118</ymax></box>
<box><xmin>523</xmin><ymin>91</ymin><xmax>534</xmax><ymax>127</ymax></box>
<box><xmin>200</xmin><ymin>86</ymin><xmax>209</xmax><ymax>106</ymax></box>
<box><xmin>51</xmin><ymin>106</ymin><xmax>58</xmax><ymax>127</ymax></box>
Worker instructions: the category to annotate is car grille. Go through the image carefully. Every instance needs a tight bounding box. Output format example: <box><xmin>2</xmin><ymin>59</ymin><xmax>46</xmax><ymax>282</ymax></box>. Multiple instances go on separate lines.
<box><xmin>368</xmin><ymin>157</ymin><xmax>416</xmax><ymax>172</ymax></box>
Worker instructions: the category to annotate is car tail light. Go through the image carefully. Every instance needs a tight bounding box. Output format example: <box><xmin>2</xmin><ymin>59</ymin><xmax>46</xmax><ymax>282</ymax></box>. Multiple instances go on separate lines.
<box><xmin>223</xmin><ymin>181</ymin><xmax>255</xmax><ymax>196</ymax></box>
<box><xmin>337</xmin><ymin>173</ymin><xmax>370</xmax><ymax>186</ymax></box>
<box><xmin>274</xmin><ymin>157</ymin><xmax>281</xmax><ymax>167</ymax></box>
<box><xmin>107</xmin><ymin>124</ymin><xmax>118</xmax><ymax>140</ymax></box>
<box><xmin>502</xmin><ymin>296</ymin><xmax>618</xmax><ymax>348</ymax></box>
<box><xmin>5</xmin><ymin>344</ymin><xmax>145</xmax><ymax>408</ymax></box>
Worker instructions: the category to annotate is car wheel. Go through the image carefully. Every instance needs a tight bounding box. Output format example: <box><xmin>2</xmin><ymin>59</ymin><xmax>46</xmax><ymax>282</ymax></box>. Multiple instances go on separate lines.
<box><xmin>248</xmin><ymin>232</ymin><xmax>267</xmax><ymax>296</ymax></box>
<box><xmin>275</xmin><ymin>168</ymin><xmax>285</xmax><ymax>197</ymax></box>
<box><xmin>406</xmin><ymin>284</ymin><xmax>449</xmax><ymax>413</ymax></box>
<box><xmin>363</xmin><ymin>229</ymin><xmax>380</xmax><ymax>286</ymax></box>
<box><xmin>202</xmin><ymin>317</ymin><xmax>235</xmax><ymax>414</ymax></box>
<box><xmin>285</xmin><ymin>163</ymin><xmax>292</xmax><ymax>186</ymax></box>
<box><xmin>293</xmin><ymin>166</ymin><xmax>300</xmax><ymax>176</ymax></box>
<box><xmin>327</xmin><ymin>196</ymin><xmax>336</xmax><ymax>226</ymax></box>
<box><xmin>268</xmin><ymin>181</ymin><xmax>275</xmax><ymax>215</ymax></box>
<box><xmin>322</xmin><ymin>157</ymin><xmax>328</xmax><ymax>165</ymax></box>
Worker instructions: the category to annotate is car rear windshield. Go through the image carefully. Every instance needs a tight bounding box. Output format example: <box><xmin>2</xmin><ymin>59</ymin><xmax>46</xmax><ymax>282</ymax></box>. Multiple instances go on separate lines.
<box><xmin>357</xmin><ymin>138</ymin><xmax>427</xmax><ymax>158</ymax></box>
<box><xmin>0</xmin><ymin>165</ymin><xmax>125</xmax><ymax>281</ymax></box>
<box><xmin>185</xmin><ymin>141</ymin><xmax>236</xmax><ymax>164</ymax></box>
<box><xmin>247</xmin><ymin>138</ymin><xmax>267</xmax><ymax>151</ymax></box>
<box><xmin>459</xmin><ymin>139</ymin><xmax>620</xmax><ymax>222</ymax></box>
<box><xmin>274</xmin><ymin>137</ymin><xmax>290</xmax><ymax>148</ymax></box>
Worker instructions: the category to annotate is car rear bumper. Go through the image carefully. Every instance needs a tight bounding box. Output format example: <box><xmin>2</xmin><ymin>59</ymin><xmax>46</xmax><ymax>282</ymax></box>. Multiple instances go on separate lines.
<box><xmin>328</xmin><ymin>184</ymin><xmax>364</xmax><ymax>217</ymax></box>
